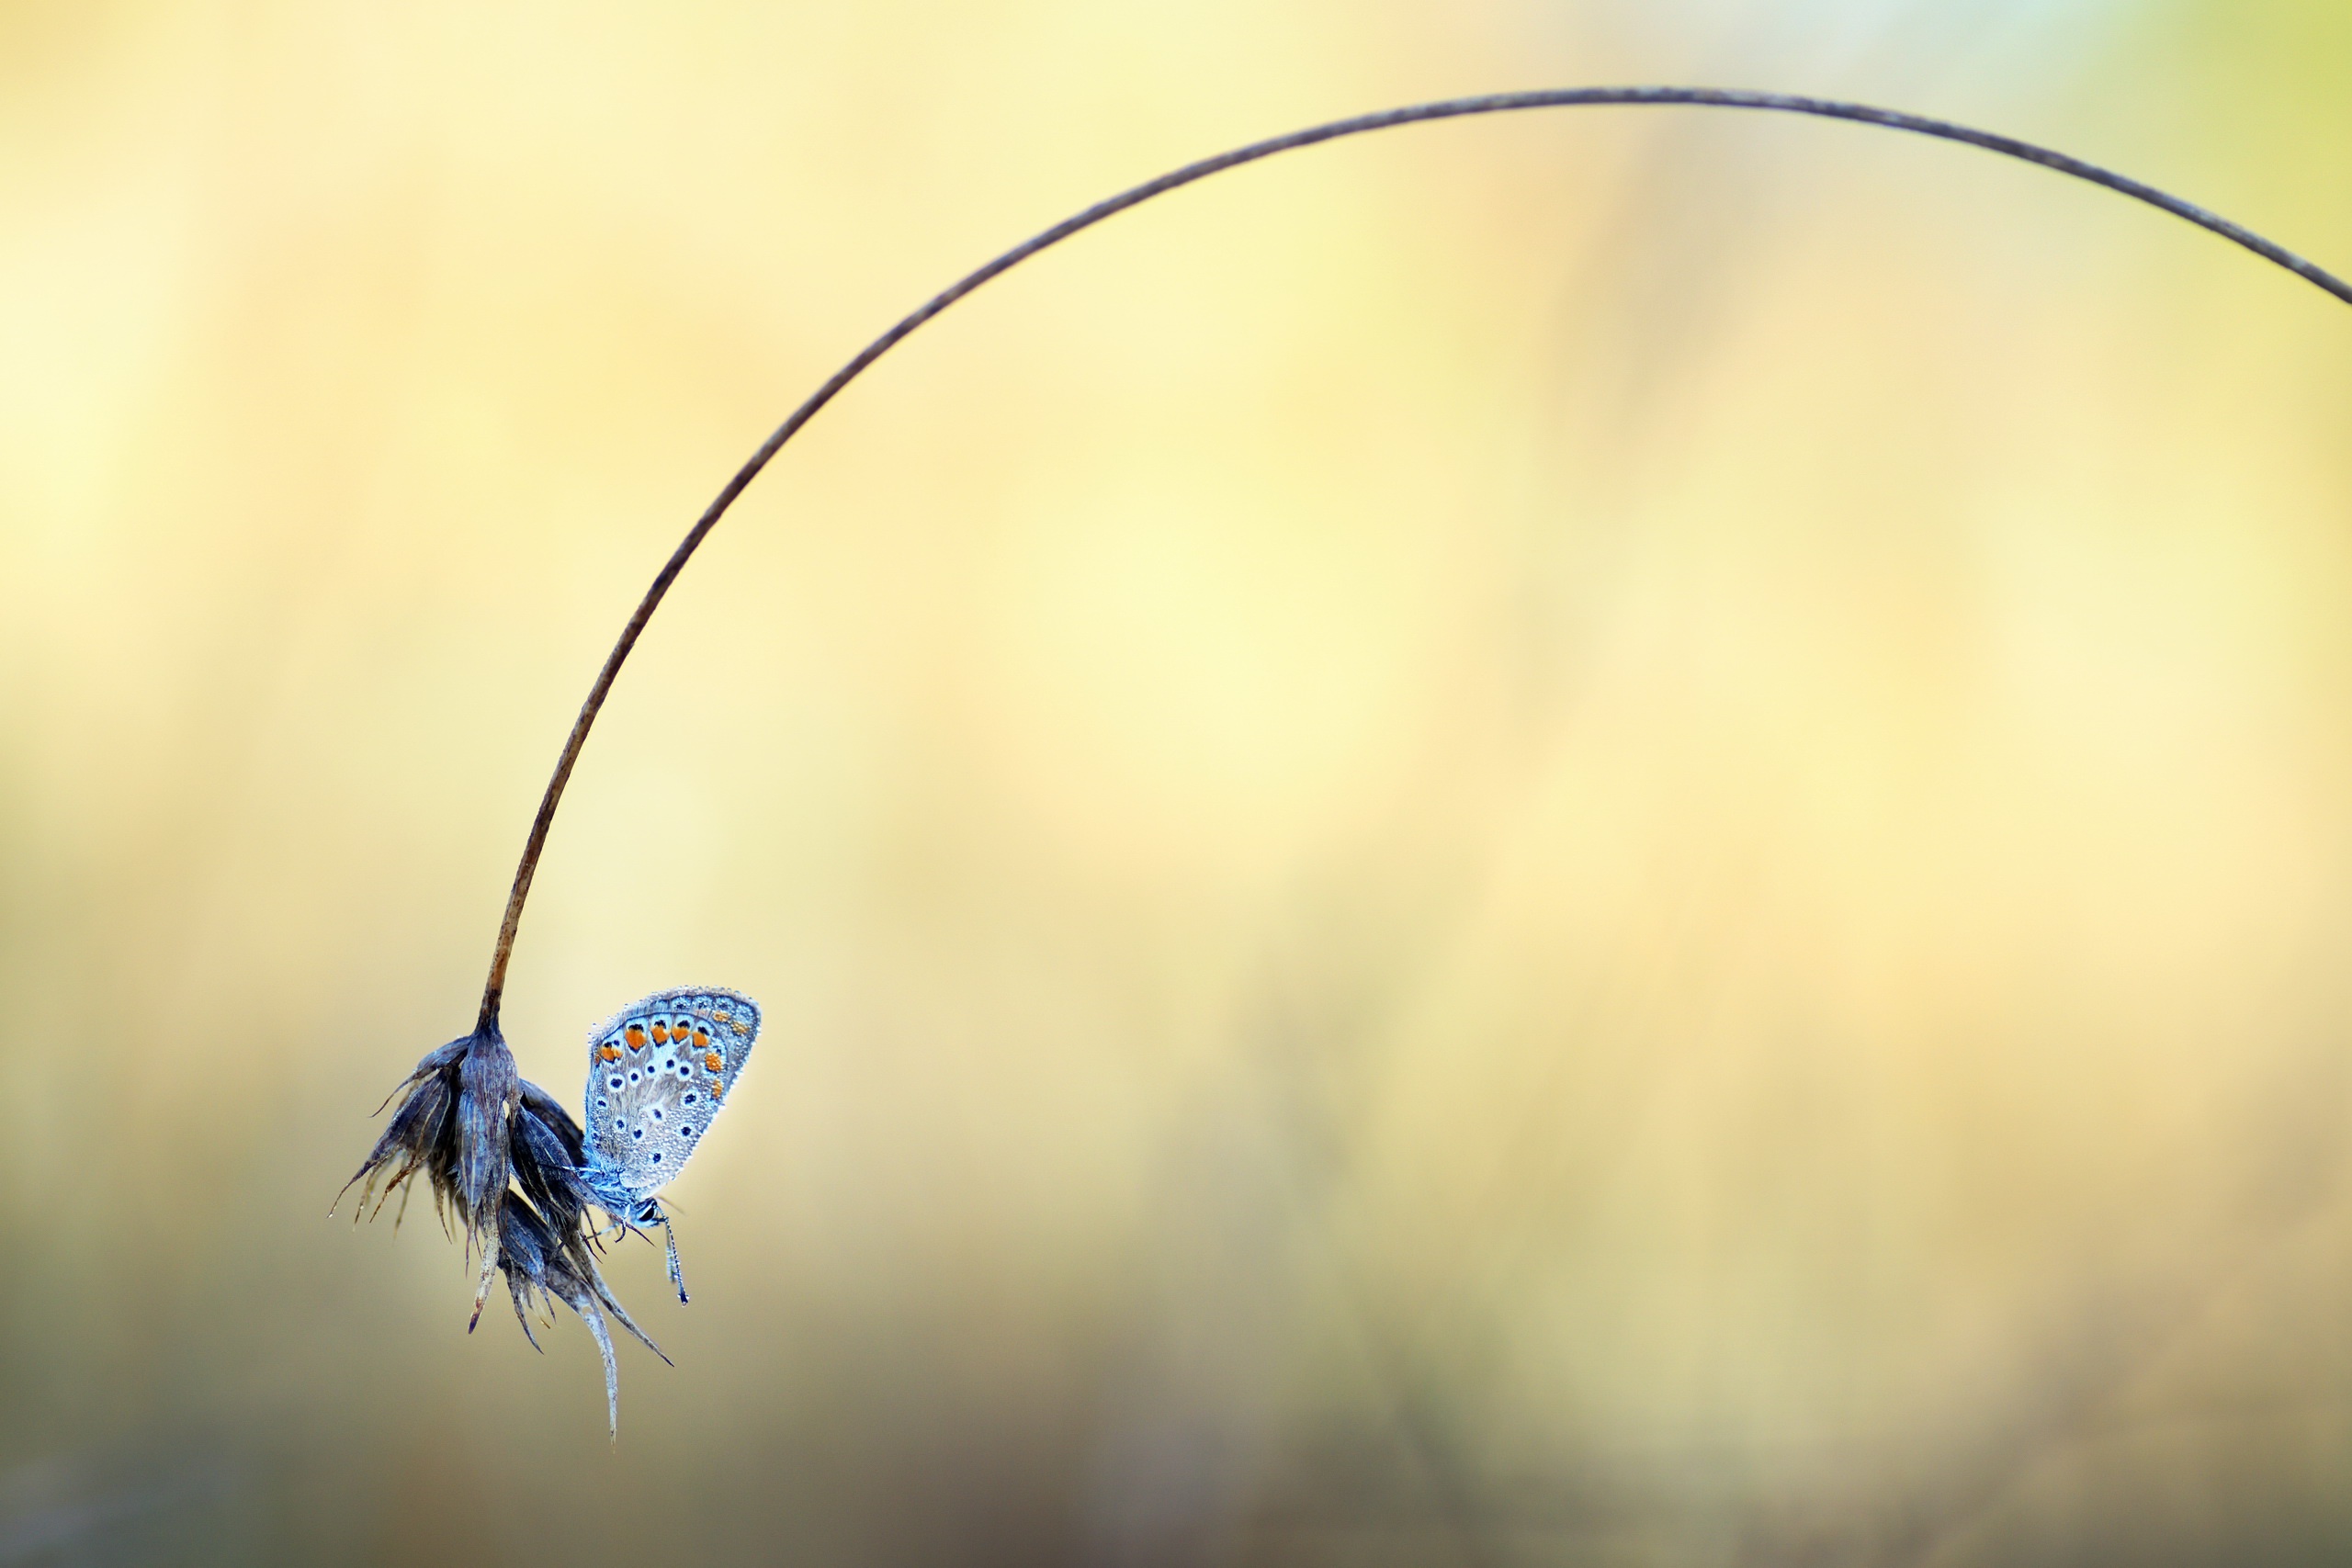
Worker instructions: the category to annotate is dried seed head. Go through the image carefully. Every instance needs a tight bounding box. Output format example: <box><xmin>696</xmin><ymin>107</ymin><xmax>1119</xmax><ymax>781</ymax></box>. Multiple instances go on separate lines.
<box><xmin>340</xmin><ymin>1025</ymin><xmax>662</xmax><ymax>1433</ymax></box>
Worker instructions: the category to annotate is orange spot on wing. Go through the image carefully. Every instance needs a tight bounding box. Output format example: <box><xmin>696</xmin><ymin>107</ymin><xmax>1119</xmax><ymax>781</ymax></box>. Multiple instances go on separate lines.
<box><xmin>730</xmin><ymin>1020</ymin><xmax>750</xmax><ymax>1037</ymax></box>
<box><xmin>650</xmin><ymin>1021</ymin><xmax>670</xmax><ymax>1045</ymax></box>
<box><xmin>704</xmin><ymin>1052</ymin><xmax>723</xmax><ymax>1072</ymax></box>
<box><xmin>625</xmin><ymin>1025</ymin><xmax>647</xmax><ymax>1050</ymax></box>
<box><xmin>713</xmin><ymin>1010</ymin><xmax>730</xmax><ymax>1023</ymax></box>
<box><xmin>693</xmin><ymin>1025</ymin><xmax>710</xmax><ymax>1048</ymax></box>
<box><xmin>599</xmin><ymin>1043</ymin><xmax>621</xmax><ymax>1062</ymax></box>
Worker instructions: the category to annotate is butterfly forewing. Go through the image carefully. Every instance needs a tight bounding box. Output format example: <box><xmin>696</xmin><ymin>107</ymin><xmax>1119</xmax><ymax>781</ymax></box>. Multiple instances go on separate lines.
<box><xmin>582</xmin><ymin>987</ymin><xmax>761</xmax><ymax>1207</ymax></box>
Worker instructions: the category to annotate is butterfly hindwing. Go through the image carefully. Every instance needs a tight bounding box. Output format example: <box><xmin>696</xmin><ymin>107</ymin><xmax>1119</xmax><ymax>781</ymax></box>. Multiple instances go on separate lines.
<box><xmin>582</xmin><ymin>987</ymin><xmax>761</xmax><ymax>1208</ymax></box>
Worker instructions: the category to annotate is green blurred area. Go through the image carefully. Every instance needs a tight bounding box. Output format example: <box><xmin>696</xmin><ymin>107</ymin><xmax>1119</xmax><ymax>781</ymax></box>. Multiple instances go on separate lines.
<box><xmin>3</xmin><ymin>0</ymin><xmax>2350</xmax><ymax>1562</ymax></box>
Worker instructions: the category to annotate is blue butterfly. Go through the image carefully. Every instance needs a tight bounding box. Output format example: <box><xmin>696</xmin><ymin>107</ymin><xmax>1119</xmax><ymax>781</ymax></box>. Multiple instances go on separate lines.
<box><xmin>581</xmin><ymin>987</ymin><xmax>762</xmax><ymax>1302</ymax></box>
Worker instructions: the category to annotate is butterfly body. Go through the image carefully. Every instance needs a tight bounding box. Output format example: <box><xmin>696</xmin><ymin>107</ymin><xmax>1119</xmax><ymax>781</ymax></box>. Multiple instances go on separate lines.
<box><xmin>580</xmin><ymin>986</ymin><xmax>762</xmax><ymax>1302</ymax></box>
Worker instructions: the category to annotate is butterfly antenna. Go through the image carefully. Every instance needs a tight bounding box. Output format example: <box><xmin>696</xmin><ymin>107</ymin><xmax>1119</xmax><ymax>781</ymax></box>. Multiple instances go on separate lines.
<box><xmin>662</xmin><ymin>1219</ymin><xmax>689</xmax><ymax>1306</ymax></box>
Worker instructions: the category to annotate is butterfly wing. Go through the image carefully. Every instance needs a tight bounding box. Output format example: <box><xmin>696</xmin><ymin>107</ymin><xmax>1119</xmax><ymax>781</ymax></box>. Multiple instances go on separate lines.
<box><xmin>582</xmin><ymin>987</ymin><xmax>762</xmax><ymax>1208</ymax></box>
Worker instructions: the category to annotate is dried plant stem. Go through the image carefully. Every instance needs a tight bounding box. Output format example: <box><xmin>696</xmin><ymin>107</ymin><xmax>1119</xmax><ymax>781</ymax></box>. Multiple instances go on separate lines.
<box><xmin>472</xmin><ymin>85</ymin><xmax>2352</xmax><ymax>1030</ymax></box>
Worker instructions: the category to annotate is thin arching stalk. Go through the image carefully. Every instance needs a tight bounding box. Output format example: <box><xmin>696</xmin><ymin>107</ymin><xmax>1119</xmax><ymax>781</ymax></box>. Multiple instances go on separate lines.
<box><xmin>469</xmin><ymin>85</ymin><xmax>2350</xmax><ymax>1031</ymax></box>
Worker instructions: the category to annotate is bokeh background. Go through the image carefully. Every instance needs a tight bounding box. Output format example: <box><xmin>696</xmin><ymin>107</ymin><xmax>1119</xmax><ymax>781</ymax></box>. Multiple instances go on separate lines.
<box><xmin>6</xmin><ymin>0</ymin><xmax>2352</xmax><ymax>1562</ymax></box>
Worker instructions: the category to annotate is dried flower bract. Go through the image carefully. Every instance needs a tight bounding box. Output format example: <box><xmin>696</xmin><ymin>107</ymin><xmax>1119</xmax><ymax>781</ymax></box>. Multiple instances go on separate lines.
<box><xmin>337</xmin><ymin>1026</ymin><xmax>662</xmax><ymax>1434</ymax></box>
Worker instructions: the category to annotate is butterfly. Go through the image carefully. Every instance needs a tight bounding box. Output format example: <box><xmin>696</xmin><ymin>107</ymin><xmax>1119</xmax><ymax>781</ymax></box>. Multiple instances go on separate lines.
<box><xmin>580</xmin><ymin>986</ymin><xmax>762</xmax><ymax>1303</ymax></box>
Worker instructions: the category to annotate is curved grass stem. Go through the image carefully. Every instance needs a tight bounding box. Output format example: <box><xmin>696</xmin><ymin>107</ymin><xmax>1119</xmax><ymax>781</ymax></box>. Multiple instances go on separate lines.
<box><xmin>472</xmin><ymin>85</ymin><xmax>2352</xmax><ymax>1030</ymax></box>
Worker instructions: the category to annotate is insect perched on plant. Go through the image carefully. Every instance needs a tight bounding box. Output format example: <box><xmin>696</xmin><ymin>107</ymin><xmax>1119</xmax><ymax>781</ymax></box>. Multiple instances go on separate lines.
<box><xmin>343</xmin><ymin>84</ymin><xmax>2350</xmax><ymax>1438</ymax></box>
<box><xmin>580</xmin><ymin>987</ymin><xmax>763</xmax><ymax>1303</ymax></box>
<box><xmin>337</xmin><ymin>987</ymin><xmax>763</xmax><ymax>1435</ymax></box>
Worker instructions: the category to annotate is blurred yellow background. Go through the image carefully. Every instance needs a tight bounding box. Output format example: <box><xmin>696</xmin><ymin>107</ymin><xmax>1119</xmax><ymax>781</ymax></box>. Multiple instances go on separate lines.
<box><xmin>5</xmin><ymin>0</ymin><xmax>2351</xmax><ymax>1562</ymax></box>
